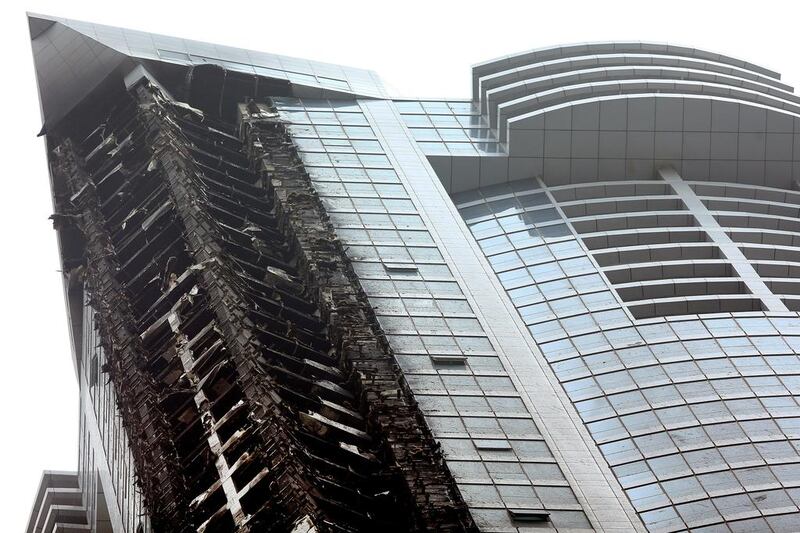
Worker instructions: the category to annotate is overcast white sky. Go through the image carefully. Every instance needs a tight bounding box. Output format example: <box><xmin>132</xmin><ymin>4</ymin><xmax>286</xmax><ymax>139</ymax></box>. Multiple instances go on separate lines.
<box><xmin>2</xmin><ymin>0</ymin><xmax>799</xmax><ymax>529</ymax></box>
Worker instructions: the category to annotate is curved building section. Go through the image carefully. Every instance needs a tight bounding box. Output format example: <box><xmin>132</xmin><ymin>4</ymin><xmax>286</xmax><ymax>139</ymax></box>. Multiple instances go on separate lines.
<box><xmin>437</xmin><ymin>44</ymin><xmax>800</xmax><ymax>532</ymax></box>
<box><xmin>484</xmin><ymin>65</ymin><xmax>800</xmax><ymax>131</ymax></box>
<box><xmin>473</xmin><ymin>42</ymin><xmax>784</xmax><ymax>100</ymax></box>
<box><xmin>476</xmin><ymin>54</ymin><xmax>794</xmax><ymax>116</ymax></box>
<box><xmin>472</xmin><ymin>42</ymin><xmax>800</xmax><ymax>190</ymax></box>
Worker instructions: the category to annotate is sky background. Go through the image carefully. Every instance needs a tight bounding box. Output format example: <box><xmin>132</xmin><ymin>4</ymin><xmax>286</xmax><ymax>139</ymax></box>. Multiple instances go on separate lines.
<box><xmin>2</xmin><ymin>0</ymin><xmax>799</xmax><ymax>529</ymax></box>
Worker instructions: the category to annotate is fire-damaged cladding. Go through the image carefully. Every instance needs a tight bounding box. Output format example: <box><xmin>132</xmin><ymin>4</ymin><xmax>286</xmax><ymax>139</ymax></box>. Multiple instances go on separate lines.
<box><xmin>181</xmin><ymin>63</ymin><xmax>292</xmax><ymax>121</ymax></box>
<box><xmin>48</xmin><ymin>78</ymin><xmax>473</xmax><ymax>533</ymax></box>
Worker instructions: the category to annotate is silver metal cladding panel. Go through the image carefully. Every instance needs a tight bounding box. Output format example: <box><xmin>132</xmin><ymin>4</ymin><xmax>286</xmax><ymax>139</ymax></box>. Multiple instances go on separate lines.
<box><xmin>30</xmin><ymin>18</ymin><xmax>127</xmax><ymax>128</ymax></box>
<box><xmin>504</xmin><ymin>94</ymin><xmax>800</xmax><ymax>188</ymax></box>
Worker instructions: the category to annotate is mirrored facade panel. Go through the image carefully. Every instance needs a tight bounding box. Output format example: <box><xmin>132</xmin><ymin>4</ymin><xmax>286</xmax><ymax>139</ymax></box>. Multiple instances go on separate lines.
<box><xmin>456</xmin><ymin>178</ymin><xmax>800</xmax><ymax>532</ymax></box>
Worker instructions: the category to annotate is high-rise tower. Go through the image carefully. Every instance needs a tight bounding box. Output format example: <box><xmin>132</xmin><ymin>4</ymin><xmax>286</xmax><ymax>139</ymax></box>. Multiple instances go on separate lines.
<box><xmin>26</xmin><ymin>13</ymin><xmax>800</xmax><ymax>533</ymax></box>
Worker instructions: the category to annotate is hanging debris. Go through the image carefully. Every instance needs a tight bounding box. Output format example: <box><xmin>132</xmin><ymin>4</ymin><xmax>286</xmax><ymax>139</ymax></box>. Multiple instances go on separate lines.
<box><xmin>47</xmin><ymin>78</ymin><xmax>474</xmax><ymax>532</ymax></box>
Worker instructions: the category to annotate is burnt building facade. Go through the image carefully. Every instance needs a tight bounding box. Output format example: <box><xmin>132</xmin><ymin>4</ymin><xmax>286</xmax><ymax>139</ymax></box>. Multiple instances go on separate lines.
<box><xmin>26</xmin><ymin>13</ymin><xmax>800</xmax><ymax>533</ymax></box>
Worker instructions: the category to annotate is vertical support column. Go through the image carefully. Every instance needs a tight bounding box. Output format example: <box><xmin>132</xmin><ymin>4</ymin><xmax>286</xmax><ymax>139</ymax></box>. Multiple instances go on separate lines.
<box><xmin>658</xmin><ymin>166</ymin><xmax>788</xmax><ymax>312</ymax></box>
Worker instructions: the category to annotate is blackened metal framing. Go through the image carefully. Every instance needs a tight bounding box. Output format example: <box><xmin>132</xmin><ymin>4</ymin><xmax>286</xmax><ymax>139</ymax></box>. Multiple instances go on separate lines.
<box><xmin>48</xmin><ymin>79</ymin><xmax>474</xmax><ymax>532</ymax></box>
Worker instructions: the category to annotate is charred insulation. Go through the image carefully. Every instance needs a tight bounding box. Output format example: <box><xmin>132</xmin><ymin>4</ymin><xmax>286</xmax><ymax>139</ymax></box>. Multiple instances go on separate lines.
<box><xmin>48</xmin><ymin>78</ymin><xmax>475</xmax><ymax>532</ymax></box>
